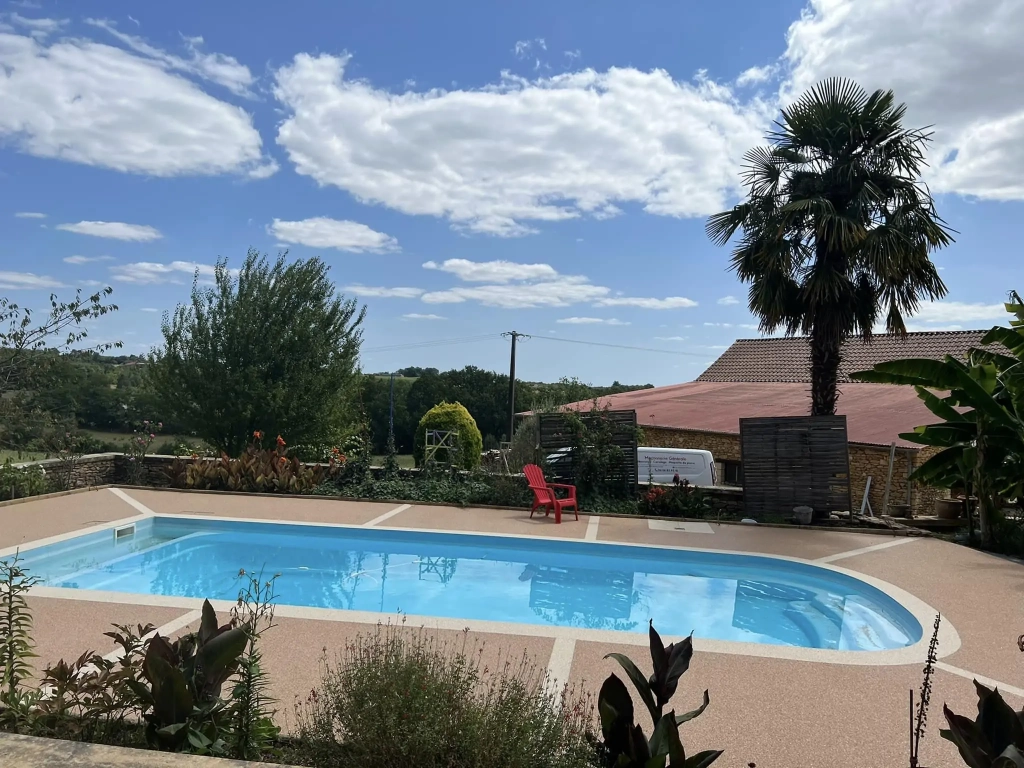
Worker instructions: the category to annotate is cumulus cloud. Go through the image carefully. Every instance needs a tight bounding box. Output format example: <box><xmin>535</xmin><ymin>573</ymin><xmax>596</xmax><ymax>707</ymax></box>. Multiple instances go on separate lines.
<box><xmin>0</xmin><ymin>270</ymin><xmax>66</xmax><ymax>289</ymax></box>
<box><xmin>111</xmin><ymin>261</ymin><xmax>221</xmax><ymax>284</ymax></box>
<box><xmin>717</xmin><ymin>295</ymin><xmax>740</xmax><ymax>306</ymax></box>
<box><xmin>423</xmin><ymin>259</ymin><xmax>557</xmax><ymax>283</ymax></box>
<box><xmin>556</xmin><ymin>317</ymin><xmax>630</xmax><ymax>325</ymax></box>
<box><xmin>342</xmin><ymin>285</ymin><xmax>424</xmax><ymax>298</ymax></box>
<box><xmin>272</xmin><ymin>54</ymin><xmax>766</xmax><ymax>236</ymax></box>
<box><xmin>596</xmin><ymin>296</ymin><xmax>697</xmax><ymax>309</ymax></box>
<box><xmin>14</xmin><ymin>211</ymin><xmax>45</xmax><ymax>218</ymax></box>
<box><xmin>910</xmin><ymin>300</ymin><xmax>1011</xmax><ymax>326</ymax></box>
<box><xmin>64</xmin><ymin>254</ymin><xmax>114</xmax><ymax>264</ymax></box>
<box><xmin>269</xmin><ymin>217</ymin><xmax>399</xmax><ymax>253</ymax></box>
<box><xmin>57</xmin><ymin>221</ymin><xmax>162</xmax><ymax>241</ymax></box>
<box><xmin>781</xmin><ymin>0</ymin><xmax>1024</xmax><ymax>201</ymax></box>
<box><xmin>0</xmin><ymin>25</ymin><xmax>276</xmax><ymax>178</ymax></box>
<box><xmin>402</xmin><ymin>313</ymin><xmax>446</xmax><ymax>320</ymax></box>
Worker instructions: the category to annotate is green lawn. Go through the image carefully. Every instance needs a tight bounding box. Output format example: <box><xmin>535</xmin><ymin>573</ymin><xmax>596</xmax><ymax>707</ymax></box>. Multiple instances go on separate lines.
<box><xmin>0</xmin><ymin>449</ymin><xmax>48</xmax><ymax>463</ymax></box>
<box><xmin>373</xmin><ymin>454</ymin><xmax>416</xmax><ymax>469</ymax></box>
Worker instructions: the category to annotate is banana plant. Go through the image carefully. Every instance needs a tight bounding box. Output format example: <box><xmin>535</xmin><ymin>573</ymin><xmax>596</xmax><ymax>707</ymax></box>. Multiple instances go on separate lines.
<box><xmin>850</xmin><ymin>292</ymin><xmax>1024</xmax><ymax>546</ymax></box>
<box><xmin>598</xmin><ymin>621</ymin><xmax>721</xmax><ymax>767</ymax></box>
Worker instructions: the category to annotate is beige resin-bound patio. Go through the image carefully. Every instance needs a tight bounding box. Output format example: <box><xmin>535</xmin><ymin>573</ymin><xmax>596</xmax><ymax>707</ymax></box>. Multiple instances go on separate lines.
<box><xmin>3</xmin><ymin>486</ymin><xmax>1021</xmax><ymax>768</ymax></box>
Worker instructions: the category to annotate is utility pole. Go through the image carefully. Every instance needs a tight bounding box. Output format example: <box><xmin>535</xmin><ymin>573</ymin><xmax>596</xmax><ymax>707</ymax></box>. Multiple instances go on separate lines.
<box><xmin>501</xmin><ymin>331</ymin><xmax>529</xmax><ymax>442</ymax></box>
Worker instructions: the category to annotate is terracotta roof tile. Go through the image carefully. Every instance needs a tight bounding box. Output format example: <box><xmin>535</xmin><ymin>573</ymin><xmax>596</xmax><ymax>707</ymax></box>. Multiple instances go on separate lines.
<box><xmin>696</xmin><ymin>330</ymin><xmax>992</xmax><ymax>384</ymax></box>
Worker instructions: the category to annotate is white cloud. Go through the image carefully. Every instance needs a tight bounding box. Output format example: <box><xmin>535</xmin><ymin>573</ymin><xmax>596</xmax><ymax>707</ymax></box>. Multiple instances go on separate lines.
<box><xmin>596</xmin><ymin>296</ymin><xmax>697</xmax><ymax>309</ymax></box>
<box><xmin>111</xmin><ymin>261</ymin><xmax>219</xmax><ymax>284</ymax></box>
<box><xmin>717</xmin><ymin>295</ymin><xmax>740</xmax><ymax>306</ymax></box>
<box><xmin>85</xmin><ymin>19</ymin><xmax>255</xmax><ymax>97</ymax></box>
<box><xmin>6</xmin><ymin>13</ymin><xmax>66</xmax><ymax>38</ymax></box>
<box><xmin>0</xmin><ymin>271</ymin><xmax>66</xmax><ymax>289</ymax></box>
<box><xmin>14</xmin><ymin>211</ymin><xmax>45</xmax><ymax>218</ymax></box>
<box><xmin>422</xmin><ymin>279</ymin><xmax>608</xmax><ymax>309</ymax></box>
<box><xmin>0</xmin><ymin>26</ymin><xmax>276</xmax><ymax>178</ymax></box>
<box><xmin>781</xmin><ymin>0</ymin><xmax>1024</xmax><ymax>201</ymax></box>
<box><xmin>63</xmin><ymin>254</ymin><xmax>114</xmax><ymax>264</ymax></box>
<box><xmin>402</xmin><ymin>313</ymin><xmax>446</xmax><ymax>320</ymax></box>
<box><xmin>272</xmin><ymin>54</ymin><xmax>766</xmax><ymax>236</ymax></box>
<box><xmin>703</xmin><ymin>322</ymin><xmax>734</xmax><ymax>328</ymax></box>
<box><xmin>909</xmin><ymin>300</ymin><xmax>1010</xmax><ymax>326</ymax></box>
<box><xmin>423</xmin><ymin>259</ymin><xmax>557</xmax><ymax>283</ymax></box>
<box><xmin>269</xmin><ymin>217</ymin><xmax>399</xmax><ymax>253</ymax></box>
<box><xmin>343</xmin><ymin>285</ymin><xmax>424</xmax><ymax>298</ymax></box>
<box><xmin>736</xmin><ymin>64</ymin><xmax>776</xmax><ymax>87</ymax></box>
<box><xmin>140</xmin><ymin>307</ymin><xmax>160</xmax><ymax>312</ymax></box>
<box><xmin>655</xmin><ymin>336</ymin><xmax>688</xmax><ymax>341</ymax></box>
<box><xmin>57</xmin><ymin>221</ymin><xmax>162</xmax><ymax>241</ymax></box>
<box><xmin>557</xmin><ymin>317</ymin><xmax>630</xmax><ymax>325</ymax></box>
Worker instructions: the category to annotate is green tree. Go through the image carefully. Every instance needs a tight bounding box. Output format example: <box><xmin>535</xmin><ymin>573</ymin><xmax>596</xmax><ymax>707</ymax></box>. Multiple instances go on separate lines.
<box><xmin>706</xmin><ymin>78</ymin><xmax>952</xmax><ymax>415</ymax></box>
<box><xmin>851</xmin><ymin>292</ymin><xmax>1024</xmax><ymax>548</ymax></box>
<box><xmin>149</xmin><ymin>250</ymin><xmax>365</xmax><ymax>456</ymax></box>
<box><xmin>413</xmin><ymin>401</ymin><xmax>483</xmax><ymax>469</ymax></box>
<box><xmin>0</xmin><ymin>288</ymin><xmax>119</xmax><ymax>450</ymax></box>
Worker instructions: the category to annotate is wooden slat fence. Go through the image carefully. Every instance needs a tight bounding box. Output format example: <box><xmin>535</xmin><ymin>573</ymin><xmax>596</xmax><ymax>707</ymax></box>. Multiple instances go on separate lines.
<box><xmin>537</xmin><ymin>409</ymin><xmax>639</xmax><ymax>494</ymax></box>
<box><xmin>739</xmin><ymin>416</ymin><xmax>852</xmax><ymax>521</ymax></box>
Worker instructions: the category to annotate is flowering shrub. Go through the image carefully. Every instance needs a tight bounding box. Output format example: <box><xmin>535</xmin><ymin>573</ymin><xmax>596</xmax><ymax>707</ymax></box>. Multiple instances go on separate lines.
<box><xmin>166</xmin><ymin>431</ymin><xmax>342</xmax><ymax>494</ymax></box>
<box><xmin>124</xmin><ymin>420</ymin><xmax>162</xmax><ymax>485</ymax></box>
<box><xmin>639</xmin><ymin>479</ymin><xmax>712</xmax><ymax>518</ymax></box>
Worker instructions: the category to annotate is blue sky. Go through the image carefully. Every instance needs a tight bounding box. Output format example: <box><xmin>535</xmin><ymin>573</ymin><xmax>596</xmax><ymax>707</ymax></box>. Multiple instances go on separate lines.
<box><xmin>2</xmin><ymin>0</ymin><xmax>1021</xmax><ymax>386</ymax></box>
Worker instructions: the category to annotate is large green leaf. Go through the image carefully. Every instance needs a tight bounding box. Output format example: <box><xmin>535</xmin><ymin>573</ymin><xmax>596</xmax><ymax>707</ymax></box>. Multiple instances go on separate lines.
<box><xmin>851</xmin><ymin>358</ymin><xmax>960</xmax><ymax>388</ymax></box>
<box><xmin>914</xmin><ymin>386</ymin><xmax>967</xmax><ymax>422</ymax></box>
<box><xmin>606</xmin><ymin>653</ymin><xmax>658</xmax><ymax>724</ymax></box>
<box><xmin>994</xmin><ymin>745</ymin><xmax>1024</xmax><ymax>768</ymax></box>
<box><xmin>981</xmin><ymin>327</ymin><xmax>1024</xmax><ymax>360</ymax></box>
<box><xmin>943</xmin><ymin>704</ymin><xmax>993</xmax><ymax>768</ymax></box>
<box><xmin>147</xmin><ymin>655</ymin><xmax>192</xmax><ymax>727</ymax></box>
<box><xmin>950</xmin><ymin>363</ymin><xmax>1017</xmax><ymax>428</ymax></box>
<box><xmin>675</xmin><ymin>690</ymin><xmax>710</xmax><ymax>725</ymax></box>
<box><xmin>599</xmin><ymin>674</ymin><xmax>634</xmax><ymax>741</ymax></box>
<box><xmin>647</xmin><ymin>710</ymin><xmax>676</xmax><ymax>766</ymax></box>
<box><xmin>197</xmin><ymin>626</ymin><xmax>246</xmax><ymax>676</ymax></box>
<box><xmin>978</xmin><ymin>685</ymin><xmax>1024</xmax><ymax>757</ymax></box>
<box><xmin>681</xmin><ymin>749</ymin><xmax>723</xmax><ymax>768</ymax></box>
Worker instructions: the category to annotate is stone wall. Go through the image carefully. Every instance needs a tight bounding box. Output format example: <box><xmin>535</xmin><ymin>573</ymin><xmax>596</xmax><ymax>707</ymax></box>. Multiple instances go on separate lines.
<box><xmin>640</xmin><ymin>425</ymin><xmax>946</xmax><ymax>517</ymax></box>
<box><xmin>15</xmin><ymin>453</ymin><xmax>117</xmax><ymax>489</ymax></box>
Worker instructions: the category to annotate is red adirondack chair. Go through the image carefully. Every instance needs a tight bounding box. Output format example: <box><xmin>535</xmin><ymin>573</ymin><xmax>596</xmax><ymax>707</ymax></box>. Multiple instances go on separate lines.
<box><xmin>523</xmin><ymin>464</ymin><xmax>578</xmax><ymax>524</ymax></box>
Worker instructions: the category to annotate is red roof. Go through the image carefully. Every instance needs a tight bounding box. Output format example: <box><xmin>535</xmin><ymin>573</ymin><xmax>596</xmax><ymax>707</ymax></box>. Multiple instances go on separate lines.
<box><xmin>564</xmin><ymin>381</ymin><xmax>936</xmax><ymax>448</ymax></box>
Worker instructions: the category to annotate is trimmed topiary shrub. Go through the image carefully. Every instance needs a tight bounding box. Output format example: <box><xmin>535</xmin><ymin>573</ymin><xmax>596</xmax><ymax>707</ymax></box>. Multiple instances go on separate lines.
<box><xmin>413</xmin><ymin>401</ymin><xmax>483</xmax><ymax>470</ymax></box>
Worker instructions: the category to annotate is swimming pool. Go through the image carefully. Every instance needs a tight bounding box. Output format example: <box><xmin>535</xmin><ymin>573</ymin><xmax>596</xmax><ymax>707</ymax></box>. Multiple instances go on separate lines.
<box><xmin>16</xmin><ymin>516</ymin><xmax>922</xmax><ymax>651</ymax></box>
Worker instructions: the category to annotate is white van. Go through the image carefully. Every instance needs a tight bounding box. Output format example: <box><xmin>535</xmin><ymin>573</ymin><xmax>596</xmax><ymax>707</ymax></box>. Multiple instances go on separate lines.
<box><xmin>544</xmin><ymin>446</ymin><xmax>717</xmax><ymax>487</ymax></box>
<box><xmin>637</xmin><ymin>447</ymin><xmax>716</xmax><ymax>486</ymax></box>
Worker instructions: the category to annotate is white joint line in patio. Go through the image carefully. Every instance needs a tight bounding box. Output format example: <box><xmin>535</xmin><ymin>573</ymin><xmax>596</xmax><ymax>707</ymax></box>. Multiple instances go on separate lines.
<box><xmin>16</xmin><ymin>510</ymin><xmax>960</xmax><ymax>667</ymax></box>
<box><xmin>936</xmin><ymin>662</ymin><xmax>1024</xmax><ymax>700</ymax></box>
<box><xmin>109</xmin><ymin>487</ymin><xmax>156</xmax><ymax>516</ymax></box>
<box><xmin>585</xmin><ymin>515</ymin><xmax>600</xmax><ymax>541</ymax></box>
<box><xmin>546</xmin><ymin>637</ymin><xmax>577</xmax><ymax>693</ymax></box>
<box><xmin>363</xmin><ymin>503</ymin><xmax>412</xmax><ymax>527</ymax></box>
<box><xmin>101</xmin><ymin>609</ymin><xmax>202</xmax><ymax>663</ymax></box>
<box><xmin>0</xmin><ymin>512</ymin><xmax>149</xmax><ymax>560</ymax></box>
<box><xmin>815</xmin><ymin>537</ymin><xmax>919</xmax><ymax>563</ymax></box>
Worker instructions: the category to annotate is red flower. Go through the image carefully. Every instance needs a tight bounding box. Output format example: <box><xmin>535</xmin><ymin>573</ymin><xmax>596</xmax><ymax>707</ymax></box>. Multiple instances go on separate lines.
<box><xmin>253</xmin><ymin>430</ymin><xmax>264</xmax><ymax>440</ymax></box>
<box><xmin>276</xmin><ymin>435</ymin><xmax>286</xmax><ymax>447</ymax></box>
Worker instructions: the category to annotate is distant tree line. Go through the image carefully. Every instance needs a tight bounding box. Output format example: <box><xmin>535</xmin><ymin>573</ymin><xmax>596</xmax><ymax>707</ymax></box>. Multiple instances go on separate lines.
<box><xmin>359</xmin><ymin>368</ymin><xmax>652</xmax><ymax>454</ymax></box>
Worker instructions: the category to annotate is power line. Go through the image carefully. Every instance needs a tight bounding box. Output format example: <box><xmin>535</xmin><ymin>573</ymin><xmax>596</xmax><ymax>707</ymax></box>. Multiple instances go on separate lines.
<box><xmin>529</xmin><ymin>334</ymin><xmax>710</xmax><ymax>358</ymax></box>
<box><xmin>363</xmin><ymin>333</ymin><xmax>502</xmax><ymax>354</ymax></box>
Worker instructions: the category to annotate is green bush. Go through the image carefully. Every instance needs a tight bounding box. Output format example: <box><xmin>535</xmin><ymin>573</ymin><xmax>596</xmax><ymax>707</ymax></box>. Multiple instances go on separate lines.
<box><xmin>0</xmin><ymin>460</ymin><xmax>48</xmax><ymax>500</ymax></box>
<box><xmin>413</xmin><ymin>402</ymin><xmax>483</xmax><ymax>470</ymax></box>
<box><xmin>291</xmin><ymin>622</ymin><xmax>598</xmax><ymax>768</ymax></box>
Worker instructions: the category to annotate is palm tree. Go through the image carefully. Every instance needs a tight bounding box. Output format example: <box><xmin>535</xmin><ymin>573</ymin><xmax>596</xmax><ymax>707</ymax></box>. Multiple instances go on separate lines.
<box><xmin>706</xmin><ymin>78</ymin><xmax>953</xmax><ymax>415</ymax></box>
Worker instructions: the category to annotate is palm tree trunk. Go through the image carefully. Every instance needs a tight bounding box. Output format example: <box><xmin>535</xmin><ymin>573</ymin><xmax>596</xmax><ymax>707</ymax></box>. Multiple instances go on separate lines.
<box><xmin>809</xmin><ymin>322</ymin><xmax>842</xmax><ymax>416</ymax></box>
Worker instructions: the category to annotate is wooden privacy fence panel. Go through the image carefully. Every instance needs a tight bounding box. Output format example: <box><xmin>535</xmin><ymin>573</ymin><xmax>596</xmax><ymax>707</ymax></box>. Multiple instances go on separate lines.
<box><xmin>537</xmin><ymin>409</ymin><xmax>639</xmax><ymax>491</ymax></box>
<box><xmin>739</xmin><ymin>416</ymin><xmax>852</xmax><ymax>520</ymax></box>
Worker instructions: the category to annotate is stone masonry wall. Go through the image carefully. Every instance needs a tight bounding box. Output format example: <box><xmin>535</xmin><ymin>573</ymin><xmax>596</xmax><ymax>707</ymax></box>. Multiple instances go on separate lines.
<box><xmin>15</xmin><ymin>453</ymin><xmax>117</xmax><ymax>489</ymax></box>
<box><xmin>641</xmin><ymin>425</ymin><xmax>946</xmax><ymax>517</ymax></box>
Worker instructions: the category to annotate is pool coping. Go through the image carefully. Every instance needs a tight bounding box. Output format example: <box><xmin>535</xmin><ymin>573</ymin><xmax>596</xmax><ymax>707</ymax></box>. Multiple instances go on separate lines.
<box><xmin>9</xmin><ymin>501</ymin><xmax>960</xmax><ymax>667</ymax></box>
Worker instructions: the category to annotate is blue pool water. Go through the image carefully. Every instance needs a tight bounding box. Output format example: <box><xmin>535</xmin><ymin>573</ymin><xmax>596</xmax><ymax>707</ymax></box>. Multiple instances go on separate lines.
<box><xmin>17</xmin><ymin>517</ymin><xmax>921</xmax><ymax>651</ymax></box>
